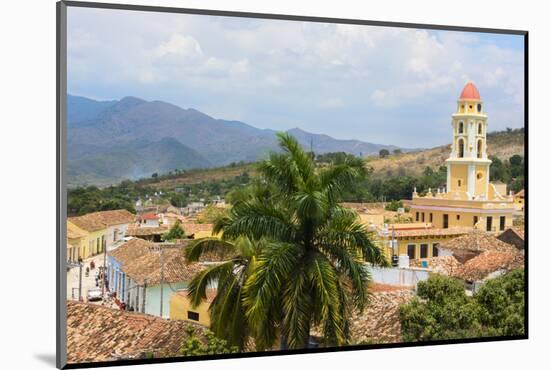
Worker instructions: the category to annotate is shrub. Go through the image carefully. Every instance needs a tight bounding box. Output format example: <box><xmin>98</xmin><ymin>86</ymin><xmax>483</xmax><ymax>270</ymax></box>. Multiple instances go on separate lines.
<box><xmin>400</xmin><ymin>271</ymin><xmax>524</xmax><ymax>342</ymax></box>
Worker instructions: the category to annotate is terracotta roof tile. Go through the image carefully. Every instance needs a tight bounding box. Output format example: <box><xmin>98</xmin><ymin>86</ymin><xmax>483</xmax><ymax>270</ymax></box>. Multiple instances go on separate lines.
<box><xmin>66</xmin><ymin>301</ymin><xmax>207</xmax><ymax>364</ymax></box>
<box><xmin>182</xmin><ymin>223</ymin><xmax>213</xmax><ymax>236</ymax></box>
<box><xmin>122</xmin><ymin>247</ymin><xmax>205</xmax><ymax>285</ymax></box>
<box><xmin>127</xmin><ymin>225</ymin><xmax>169</xmax><ymax>236</ymax></box>
<box><xmin>451</xmin><ymin>251</ymin><xmax>524</xmax><ymax>282</ymax></box>
<box><xmin>384</xmin><ymin>227</ymin><xmax>471</xmax><ymax>238</ymax></box>
<box><xmin>311</xmin><ymin>288</ymin><xmax>414</xmax><ymax>344</ymax></box>
<box><xmin>67</xmin><ymin>227</ymin><xmax>87</xmax><ymax>239</ymax></box>
<box><xmin>68</xmin><ymin>210</ymin><xmax>135</xmax><ymax>232</ymax></box>
<box><xmin>439</xmin><ymin>230</ymin><xmax>517</xmax><ymax>253</ymax></box>
<box><xmin>139</xmin><ymin>213</ymin><xmax>159</xmax><ymax>221</ymax></box>
<box><xmin>108</xmin><ymin>238</ymin><xmax>154</xmax><ymax>266</ymax></box>
<box><xmin>410</xmin><ymin>256</ymin><xmax>462</xmax><ymax>276</ymax></box>
<box><xmin>497</xmin><ymin>227</ymin><xmax>525</xmax><ymax>250</ymax></box>
<box><xmin>510</xmin><ymin>227</ymin><xmax>525</xmax><ymax>240</ymax></box>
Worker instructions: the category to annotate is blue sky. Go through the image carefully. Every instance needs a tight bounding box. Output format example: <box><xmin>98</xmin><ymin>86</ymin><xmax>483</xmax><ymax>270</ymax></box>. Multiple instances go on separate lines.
<box><xmin>67</xmin><ymin>7</ymin><xmax>525</xmax><ymax>148</ymax></box>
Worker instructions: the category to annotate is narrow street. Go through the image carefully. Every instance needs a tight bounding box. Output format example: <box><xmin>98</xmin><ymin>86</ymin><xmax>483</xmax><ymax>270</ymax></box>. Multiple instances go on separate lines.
<box><xmin>66</xmin><ymin>253</ymin><xmax>116</xmax><ymax>308</ymax></box>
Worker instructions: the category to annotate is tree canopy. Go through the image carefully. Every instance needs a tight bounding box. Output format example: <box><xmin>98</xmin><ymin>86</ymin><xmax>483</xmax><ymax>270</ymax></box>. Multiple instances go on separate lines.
<box><xmin>400</xmin><ymin>270</ymin><xmax>525</xmax><ymax>342</ymax></box>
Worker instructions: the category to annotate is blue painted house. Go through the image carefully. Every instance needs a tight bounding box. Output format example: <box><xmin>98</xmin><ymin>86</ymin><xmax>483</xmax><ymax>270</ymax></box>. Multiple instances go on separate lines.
<box><xmin>107</xmin><ymin>238</ymin><xmax>152</xmax><ymax>304</ymax></box>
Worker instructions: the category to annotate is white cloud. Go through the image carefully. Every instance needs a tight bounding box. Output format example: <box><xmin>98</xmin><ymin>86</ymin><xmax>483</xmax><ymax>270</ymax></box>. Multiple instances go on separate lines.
<box><xmin>154</xmin><ymin>34</ymin><xmax>203</xmax><ymax>59</ymax></box>
<box><xmin>67</xmin><ymin>7</ymin><xmax>524</xmax><ymax>147</ymax></box>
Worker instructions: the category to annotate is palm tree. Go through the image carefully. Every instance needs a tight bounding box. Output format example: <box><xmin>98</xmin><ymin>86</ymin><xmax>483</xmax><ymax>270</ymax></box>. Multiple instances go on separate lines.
<box><xmin>184</xmin><ymin>236</ymin><xmax>261</xmax><ymax>350</ymax></box>
<box><xmin>217</xmin><ymin>132</ymin><xmax>388</xmax><ymax>350</ymax></box>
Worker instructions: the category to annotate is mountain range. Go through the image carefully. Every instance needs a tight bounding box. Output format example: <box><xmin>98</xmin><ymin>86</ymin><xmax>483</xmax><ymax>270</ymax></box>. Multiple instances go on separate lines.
<box><xmin>67</xmin><ymin>95</ymin><xmax>409</xmax><ymax>186</ymax></box>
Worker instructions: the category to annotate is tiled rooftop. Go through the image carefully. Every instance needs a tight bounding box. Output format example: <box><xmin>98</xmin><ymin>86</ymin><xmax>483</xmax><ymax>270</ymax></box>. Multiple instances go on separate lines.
<box><xmin>108</xmin><ymin>238</ymin><xmax>154</xmax><ymax>266</ymax></box>
<box><xmin>127</xmin><ymin>225</ymin><xmax>169</xmax><ymax>236</ymax></box>
<box><xmin>439</xmin><ymin>230</ymin><xmax>517</xmax><ymax>253</ymax></box>
<box><xmin>122</xmin><ymin>247</ymin><xmax>205</xmax><ymax>285</ymax></box>
<box><xmin>311</xmin><ymin>286</ymin><xmax>414</xmax><ymax>345</ymax></box>
<box><xmin>451</xmin><ymin>251</ymin><xmax>524</xmax><ymax>282</ymax></box>
<box><xmin>66</xmin><ymin>301</ymin><xmax>206</xmax><ymax>364</ymax></box>
<box><xmin>68</xmin><ymin>210</ymin><xmax>136</xmax><ymax>232</ymax></box>
<box><xmin>409</xmin><ymin>256</ymin><xmax>462</xmax><ymax>276</ymax></box>
<box><xmin>379</xmin><ymin>226</ymin><xmax>471</xmax><ymax>238</ymax></box>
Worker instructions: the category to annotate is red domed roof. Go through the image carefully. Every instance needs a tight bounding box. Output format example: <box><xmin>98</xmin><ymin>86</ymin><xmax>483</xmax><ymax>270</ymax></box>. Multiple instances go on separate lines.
<box><xmin>459</xmin><ymin>82</ymin><xmax>481</xmax><ymax>100</ymax></box>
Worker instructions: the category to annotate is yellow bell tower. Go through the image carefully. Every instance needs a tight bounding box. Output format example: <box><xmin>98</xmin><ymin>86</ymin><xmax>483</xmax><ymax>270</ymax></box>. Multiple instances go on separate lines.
<box><xmin>446</xmin><ymin>82</ymin><xmax>491</xmax><ymax>199</ymax></box>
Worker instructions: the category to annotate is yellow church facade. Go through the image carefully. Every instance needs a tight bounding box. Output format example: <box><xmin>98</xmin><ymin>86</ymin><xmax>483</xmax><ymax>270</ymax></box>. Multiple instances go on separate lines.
<box><xmin>375</xmin><ymin>82</ymin><xmax>516</xmax><ymax>260</ymax></box>
<box><xmin>409</xmin><ymin>82</ymin><xmax>515</xmax><ymax>233</ymax></box>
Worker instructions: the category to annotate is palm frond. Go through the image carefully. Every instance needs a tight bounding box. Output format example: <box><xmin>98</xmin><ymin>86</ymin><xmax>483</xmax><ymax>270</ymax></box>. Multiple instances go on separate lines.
<box><xmin>184</xmin><ymin>238</ymin><xmax>237</xmax><ymax>262</ymax></box>
<box><xmin>275</xmin><ymin>132</ymin><xmax>315</xmax><ymax>187</ymax></box>
<box><xmin>319</xmin><ymin>164</ymin><xmax>359</xmax><ymax>205</ymax></box>
<box><xmin>186</xmin><ymin>261</ymin><xmax>235</xmax><ymax>308</ymax></box>
<box><xmin>292</xmin><ymin>190</ymin><xmax>329</xmax><ymax>224</ymax></box>
<box><xmin>307</xmin><ymin>252</ymin><xmax>346</xmax><ymax>346</ymax></box>
<box><xmin>319</xmin><ymin>211</ymin><xmax>389</xmax><ymax>267</ymax></box>
<box><xmin>243</xmin><ymin>242</ymin><xmax>303</xmax><ymax>347</ymax></box>
<box><xmin>258</xmin><ymin>152</ymin><xmax>302</xmax><ymax>194</ymax></box>
<box><xmin>221</xmin><ymin>199</ymin><xmax>296</xmax><ymax>242</ymax></box>
<box><xmin>209</xmin><ymin>272</ymin><xmax>248</xmax><ymax>349</ymax></box>
<box><xmin>282</xmin><ymin>265</ymin><xmax>312</xmax><ymax>349</ymax></box>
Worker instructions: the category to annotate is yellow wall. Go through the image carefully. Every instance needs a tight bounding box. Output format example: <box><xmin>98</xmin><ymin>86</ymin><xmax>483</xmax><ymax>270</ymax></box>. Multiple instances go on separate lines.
<box><xmin>450</xmin><ymin>164</ymin><xmax>468</xmax><ymax>192</ymax></box>
<box><xmin>383</xmin><ymin>236</ymin><xmax>451</xmax><ymax>259</ymax></box>
<box><xmin>408</xmin><ymin>207</ymin><xmax>512</xmax><ymax>232</ymax></box>
<box><xmin>170</xmin><ymin>292</ymin><xmax>211</xmax><ymax>327</ymax></box>
<box><xmin>474</xmin><ymin>165</ymin><xmax>488</xmax><ymax>196</ymax></box>
<box><xmin>67</xmin><ymin>221</ymin><xmax>107</xmax><ymax>259</ymax></box>
<box><xmin>67</xmin><ymin>237</ymin><xmax>86</xmax><ymax>261</ymax></box>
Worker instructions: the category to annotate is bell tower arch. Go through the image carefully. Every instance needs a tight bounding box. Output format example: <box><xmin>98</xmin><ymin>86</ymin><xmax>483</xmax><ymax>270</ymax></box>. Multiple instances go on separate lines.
<box><xmin>446</xmin><ymin>82</ymin><xmax>491</xmax><ymax>198</ymax></box>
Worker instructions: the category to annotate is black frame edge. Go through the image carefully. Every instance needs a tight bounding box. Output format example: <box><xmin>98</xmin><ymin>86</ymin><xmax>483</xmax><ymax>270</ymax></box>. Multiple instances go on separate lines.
<box><xmin>62</xmin><ymin>0</ymin><xmax>527</xmax><ymax>35</ymax></box>
<box><xmin>57</xmin><ymin>1</ymin><xmax>68</xmax><ymax>369</ymax></box>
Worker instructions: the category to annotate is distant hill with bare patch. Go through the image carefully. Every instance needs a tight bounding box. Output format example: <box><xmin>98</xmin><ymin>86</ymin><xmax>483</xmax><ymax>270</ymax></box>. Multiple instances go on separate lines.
<box><xmin>366</xmin><ymin>129</ymin><xmax>524</xmax><ymax>178</ymax></box>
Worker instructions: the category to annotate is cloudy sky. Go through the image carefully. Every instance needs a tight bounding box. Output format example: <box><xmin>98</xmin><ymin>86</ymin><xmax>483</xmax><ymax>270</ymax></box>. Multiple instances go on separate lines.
<box><xmin>67</xmin><ymin>7</ymin><xmax>525</xmax><ymax>148</ymax></box>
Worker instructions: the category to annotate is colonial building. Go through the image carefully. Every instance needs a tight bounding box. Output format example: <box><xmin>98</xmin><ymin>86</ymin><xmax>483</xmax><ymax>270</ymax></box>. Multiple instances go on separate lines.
<box><xmin>374</xmin><ymin>82</ymin><xmax>517</xmax><ymax>261</ymax></box>
<box><xmin>409</xmin><ymin>82</ymin><xmax>515</xmax><ymax>233</ymax></box>
<box><xmin>170</xmin><ymin>288</ymin><xmax>216</xmax><ymax>327</ymax></box>
<box><xmin>67</xmin><ymin>209</ymin><xmax>135</xmax><ymax>261</ymax></box>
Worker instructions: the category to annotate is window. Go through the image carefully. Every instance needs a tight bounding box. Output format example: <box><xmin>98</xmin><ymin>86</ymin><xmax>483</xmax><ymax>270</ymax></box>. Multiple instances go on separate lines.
<box><xmin>432</xmin><ymin>243</ymin><xmax>439</xmax><ymax>257</ymax></box>
<box><xmin>407</xmin><ymin>244</ymin><xmax>416</xmax><ymax>260</ymax></box>
<box><xmin>477</xmin><ymin>172</ymin><xmax>483</xmax><ymax>180</ymax></box>
<box><xmin>477</xmin><ymin>103</ymin><xmax>482</xmax><ymax>113</ymax></box>
<box><xmin>500</xmin><ymin>216</ymin><xmax>506</xmax><ymax>231</ymax></box>
<box><xmin>469</xmin><ymin>105</ymin><xmax>473</xmax><ymax>110</ymax></box>
<box><xmin>458</xmin><ymin>121</ymin><xmax>464</xmax><ymax>134</ymax></box>
<box><xmin>486</xmin><ymin>216</ymin><xmax>493</xmax><ymax>232</ymax></box>
<box><xmin>187</xmin><ymin>311</ymin><xmax>200</xmax><ymax>321</ymax></box>
<box><xmin>456</xmin><ymin>214</ymin><xmax>460</xmax><ymax>220</ymax></box>
<box><xmin>421</xmin><ymin>212</ymin><xmax>425</xmax><ymax>222</ymax></box>
<box><xmin>458</xmin><ymin>179</ymin><xmax>462</xmax><ymax>187</ymax></box>
<box><xmin>478</xmin><ymin>122</ymin><xmax>482</xmax><ymax>134</ymax></box>
<box><xmin>477</xmin><ymin>139</ymin><xmax>482</xmax><ymax>158</ymax></box>
<box><xmin>415</xmin><ymin>212</ymin><xmax>419</xmax><ymax>222</ymax></box>
<box><xmin>420</xmin><ymin>244</ymin><xmax>428</xmax><ymax>259</ymax></box>
<box><xmin>474</xmin><ymin>216</ymin><xmax>479</xmax><ymax>226</ymax></box>
<box><xmin>443</xmin><ymin>214</ymin><xmax>449</xmax><ymax>229</ymax></box>
<box><xmin>457</xmin><ymin>138</ymin><xmax>464</xmax><ymax>158</ymax></box>
<box><xmin>429</xmin><ymin>213</ymin><xmax>433</xmax><ymax>223</ymax></box>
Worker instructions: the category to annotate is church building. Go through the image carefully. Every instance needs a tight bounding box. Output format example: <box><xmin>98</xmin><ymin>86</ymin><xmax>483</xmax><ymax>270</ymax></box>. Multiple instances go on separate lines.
<box><xmin>409</xmin><ymin>82</ymin><xmax>515</xmax><ymax>232</ymax></box>
<box><xmin>375</xmin><ymin>82</ymin><xmax>517</xmax><ymax>260</ymax></box>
